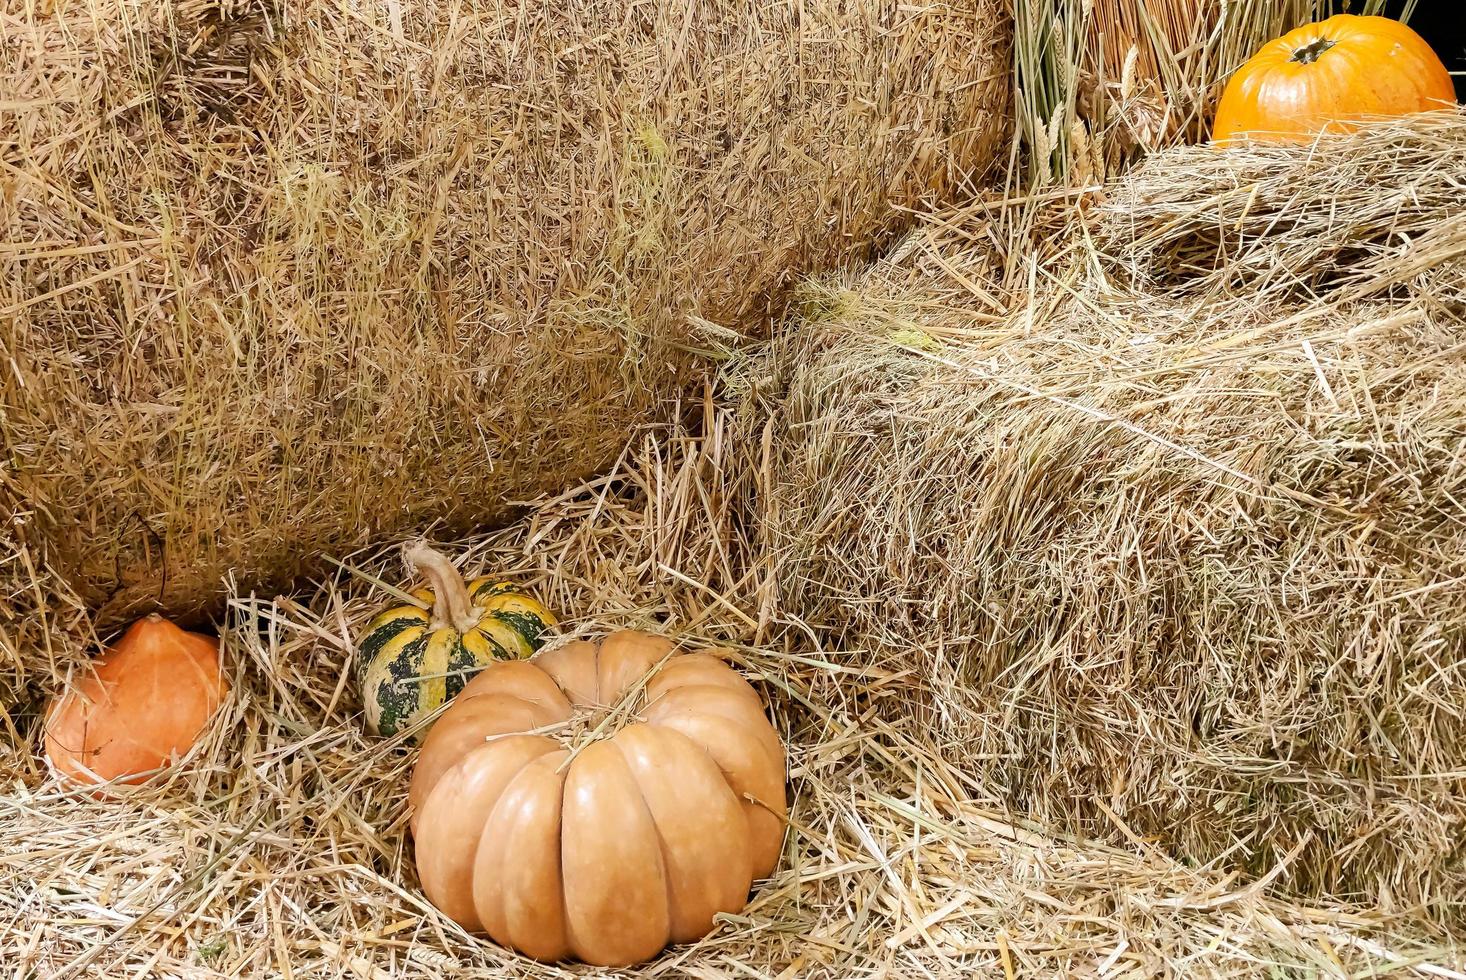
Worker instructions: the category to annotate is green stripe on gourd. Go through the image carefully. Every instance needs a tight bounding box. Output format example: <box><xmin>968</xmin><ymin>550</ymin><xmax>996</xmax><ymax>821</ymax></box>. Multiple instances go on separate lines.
<box><xmin>491</xmin><ymin>610</ymin><xmax>552</xmax><ymax>648</ymax></box>
<box><xmin>357</xmin><ymin>609</ymin><xmax>427</xmax><ymax>666</ymax></box>
<box><xmin>468</xmin><ymin>579</ymin><xmax>523</xmax><ymax>600</ymax></box>
<box><xmin>362</xmin><ymin>632</ymin><xmax>430</xmax><ymax>737</ymax></box>
<box><xmin>355</xmin><ymin>543</ymin><xmax>558</xmax><ymax>740</ymax></box>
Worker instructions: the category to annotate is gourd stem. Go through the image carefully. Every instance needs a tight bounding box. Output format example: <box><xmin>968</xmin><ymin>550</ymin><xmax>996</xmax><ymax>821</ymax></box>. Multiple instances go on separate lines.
<box><xmin>404</xmin><ymin>542</ymin><xmax>479</xmax><ymax>634</ymax></box>
<box><xmin>1290</xmin><ymin>37</ymin><xmax>1335</xmax><ymax>64</ymax></box>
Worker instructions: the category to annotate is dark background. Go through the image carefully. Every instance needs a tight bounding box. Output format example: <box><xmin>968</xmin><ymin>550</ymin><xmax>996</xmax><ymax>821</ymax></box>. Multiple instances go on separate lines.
<box><xmin>1387</xmin><ymin>1</ymin><xmax>1466</xmax><ymax>98</ymax></box>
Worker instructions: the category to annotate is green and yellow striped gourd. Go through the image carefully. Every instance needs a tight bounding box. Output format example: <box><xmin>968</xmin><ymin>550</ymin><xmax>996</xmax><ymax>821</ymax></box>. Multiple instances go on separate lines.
<box><xmin>357</xmin><ymin>542</ymin><xmax>556</xmax><ymax>739</ymax></box>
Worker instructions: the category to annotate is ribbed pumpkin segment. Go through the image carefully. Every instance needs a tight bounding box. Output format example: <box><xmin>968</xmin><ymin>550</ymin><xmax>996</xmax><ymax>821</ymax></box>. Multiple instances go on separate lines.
<box><xmin>407</xmin><ymin>694</ymin><xmax>568</xmax><ymax>835</ymax></box>
<box><xmin>597</xmin><ymin>630</ymin><xmax>673</xmax><ymax>701</ymax></box>
<box><xmin>649</xmin><ymin>685</ymin><xmax>785</xmax><ymax>775</ymax></box>
<box><xmin>457</xmin><ymin>658</ymin><xmax>574</xmax><ymax>707</ymax></box>
<box><xmin>532</xmin><ymin>640</ymin><xmax>601</xmax><ymax>706</ymax></box>
<box><xmin>414</xmin><ymin>735</ymin><xmax>558</xmax><ymax>929</ymax></box>
<box><xmin>616</xmin><ymin>724</ymin><xmax>754</xmax><ymax>943</ymax></box>
<box><xmin>645</xmin><ymin>651</ymin><xmax>762</xmax><ymax>704</ymax></box>
<box><xmin>43</xmin><ymin>614</ymin><xmax>227</xmax><ymax>789</ymax></box>
<box><xmin>407</xmin><ymin>631</ymin><xmax>787</xmax><ymax>966</ymax></box>
<box><xmin>560</xmin><ymin>739</ymin><xmax>671</xmax><ymax>965</ymax></box>
<box><xmin>641</xmin><ymin>695</ymin><xmax>787</xmax><ymax>879</ymax></box>
<box><xmin>472</xmin><ymin>750</ymin><xmax>572</xmax><ymax>962</ymax></box>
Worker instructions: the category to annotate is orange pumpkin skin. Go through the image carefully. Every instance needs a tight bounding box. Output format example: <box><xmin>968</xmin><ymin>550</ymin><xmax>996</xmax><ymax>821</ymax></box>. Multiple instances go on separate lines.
<box><xmin>43</xmin><ymin>615</ymin><xmax>228</xmax><ymax>789</ymax></box>
<box><xmin>409</xmin><ymin>630</ymin><xmax>786</xmax><ymax>966</ymax></box>
<box><xmin>1214</xmin><ymin>15</ymin><xmax>1454</xmax><ymax>145</ymax></box>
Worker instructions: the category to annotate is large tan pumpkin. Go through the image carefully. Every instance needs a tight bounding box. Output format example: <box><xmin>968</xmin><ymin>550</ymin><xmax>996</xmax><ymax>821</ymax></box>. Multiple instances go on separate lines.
<box><xmin>408</xmin><ymin>630</ymin><xmax>786</xmax><ymax>966</ymax></box>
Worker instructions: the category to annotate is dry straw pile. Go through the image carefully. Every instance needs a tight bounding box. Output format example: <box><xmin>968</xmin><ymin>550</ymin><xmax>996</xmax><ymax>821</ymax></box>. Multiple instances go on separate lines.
<box><xmin>753</xmin><ymin>110</ymin><xmax>1466</xmax><ymax>923</ymax></box>
<box><xmin>8</xmin><ymin>3</ymin><xmax>1466</xmax><ymax>972</ymax></box>
<box><xmin>2</xmin><ymin>425</ymin><xmax>1457</xmax><ymax>976</ymax></box>
<box><xmin>0</xmin><ymin>0</ymin><xmax>1010</xmax><ymax>658</ymax></box>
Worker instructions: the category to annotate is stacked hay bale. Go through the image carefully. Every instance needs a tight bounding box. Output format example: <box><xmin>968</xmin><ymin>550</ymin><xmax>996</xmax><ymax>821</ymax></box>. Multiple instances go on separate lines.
<box><xmin>755</xmin><ymin>112</ymin><xmax>1466</xmax><ymax>920</ymax></box>
<box><xmin>0</xmin><ymin>0</ymin><xmax>1009</xmax><ymax>697</ymax></box>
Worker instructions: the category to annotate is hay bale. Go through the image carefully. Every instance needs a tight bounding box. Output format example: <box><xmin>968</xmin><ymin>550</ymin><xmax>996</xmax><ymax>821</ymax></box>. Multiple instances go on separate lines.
<box><xmin>0</xmin><ymin>0</ymin><xmax>1010</xmax><ymax>637</ymax></box>
<box><xmin>754</xmin><ymin>111</ymin><xmax>1466</xmax><ymax>919</ymax></box>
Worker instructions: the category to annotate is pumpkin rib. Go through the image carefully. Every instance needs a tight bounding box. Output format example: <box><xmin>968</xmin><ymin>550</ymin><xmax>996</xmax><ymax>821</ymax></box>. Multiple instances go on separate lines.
<box><xmin>421</xmin><ymin>630</ymin><xmax>460</xmax><ymax>716</ymax></box>
<box><xmin>645</xmin><ymin>684</ymin><xmax>785</xmax><ymax>767</ymax></box>
<box><xmin>616</xmin><ymin>724</ymin><xmax>755</xmax><ymax>944</ymax></box>
<box><xmin>361</xmin><ymin>631</ymin><xmax>433</xmax><ymax>736</ymax></box>
<box><xmin>360</xmin><ymin>606</ymin><xmax>430</xmax><ymax>644</ymax></box>
<box><xmin>456</xmin><ymin>659</ymin><xmax>575</xmax><ymax>713</ymax></box>
<box><xmin>643</xmin><ymin>704</ymin><xmax>787</xmax><ymax>879</ymax></box>
<box><xmin>644</xmin><ymin>651</ymin><xmax>763</xmax><ymax>708</ymax></box>
<box><xmin>408</xmin><ymin>693</ymin><xmax>570</xmax><ymax>833</ymax></box>
<box><xmin>597</xmin><ymin>630</ymin><xmax>674</xmax><ymax>704</ymax></box>
<box><xmin>559</xmin><ymin>738</ymin><xmax>672</xmax><ymax>965</ymax></box>
<box><xmin>474</xmin><ymin>617</ymin><xmax>532</xmax><ymax>659</ymax></box>
<box><xmin>456</xmin><ymin>627</ymin><xmax>498</xmax><ymax>665</ymax></box>
<box><xmin>471</xmin><ymin>749</ymin><xmax>572</xmax><ymax>962</ymax></box>
<box><xmin>529</xmin><ymin>640</ymin><xmax>600</xmax><ymax>707</ymax></box>
<box><xmin>415</xmin><ymin>735</ymin><xmax>558</xmax><ymax>928</ymax></box>
<box><xmin>613</xmin><ymin>734</ymin><xmax>684</xmax><ymax>948</ymax></box>
<box><xmin>642</xmin><ymin>696</ymin><xmax>783</xmax><ymax>780</ymax></box>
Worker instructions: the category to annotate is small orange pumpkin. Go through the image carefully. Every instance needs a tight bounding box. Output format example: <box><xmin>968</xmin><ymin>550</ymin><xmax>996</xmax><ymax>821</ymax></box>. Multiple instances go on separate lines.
<box><xmin>43</xmin><ymin>614</ymin><xmax>229</xmax><ymax>789</ymax></box>
<box><xmin>409</xmin><ymin>630</ymin><xmax>786</xmax><ymax>966</ymax></box>
<box><xmin>1213</xmin><ymin>14</ymin><xmax>1454</xmax><ymax>145</ymax></box>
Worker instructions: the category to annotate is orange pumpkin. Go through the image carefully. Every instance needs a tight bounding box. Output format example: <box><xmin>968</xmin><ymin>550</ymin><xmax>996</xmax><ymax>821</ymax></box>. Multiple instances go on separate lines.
<box><xmin>44</xmin><ymin>615</ymin><xmax>229</xmax><ymax>789</ymax></box>
<box><xmin>409</xmin><ymin>630</ymin><xmax>786</xmax><ymax>966</ymax></box>
<box><xmin>1213</xmin><ymin>15</ymin><xmax>1454</xmax><ymax>145</ymax></box>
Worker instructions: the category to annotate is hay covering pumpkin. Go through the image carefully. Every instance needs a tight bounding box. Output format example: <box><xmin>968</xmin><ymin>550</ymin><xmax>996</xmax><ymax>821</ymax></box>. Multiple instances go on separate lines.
<box><xmin>358</xmin><ymin>543</ymin><xmax>555</xmax><ymax>738</ymax></box>
<box><xmin>43</xmin><ymin>615</ymin><xmax>228</xmax><ymax>789</ymax></box>
<box><xmin>1214</xmin><ymin>14</ymin><xmax>1453</xmax><ymax>144</ymax></box>
<box><xmin>409</xmin><ymin>630</ymin><xmax>786</xmax><ymax>966</ymax></box>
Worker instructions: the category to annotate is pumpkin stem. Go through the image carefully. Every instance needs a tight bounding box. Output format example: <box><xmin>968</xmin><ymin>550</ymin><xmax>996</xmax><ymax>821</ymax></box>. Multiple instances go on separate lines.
<box><xmin>1289</xmin><ymin>37</ymin><xmax>1336</xmax><ymax>65</ymax></box>
<box><xmin>404</xmin><ymin>542</ymin><xmax>479</xmax><ymax>634</ymax></box>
